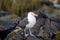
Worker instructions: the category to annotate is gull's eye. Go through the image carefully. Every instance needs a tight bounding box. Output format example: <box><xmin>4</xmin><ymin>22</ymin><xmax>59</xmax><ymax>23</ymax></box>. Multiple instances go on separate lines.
<box><xmin>31</xmin><ymin>13</ymin><xmax>33</xmax><ymax>15</ymax></box>
<box><xmin>32</xmin><ymin>14</ymin><xmax>33</xmax><ymax>15</ymax></box>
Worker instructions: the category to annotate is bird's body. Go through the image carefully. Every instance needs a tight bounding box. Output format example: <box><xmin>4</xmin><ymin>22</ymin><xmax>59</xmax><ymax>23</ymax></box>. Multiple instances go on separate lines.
<box><xmin>26</xmin><ymin>12</ymin><xmax>36</xmax><ymax>28</ymax></box>
<box><xmin>19</xmin><ymin>12</ymin><xmax>38</xmax><ymax>28</ymax></box>
<box><xmin>18</xmin><ymin>12</ymin><xmax>38</xmax><ymax>36</ymax></box>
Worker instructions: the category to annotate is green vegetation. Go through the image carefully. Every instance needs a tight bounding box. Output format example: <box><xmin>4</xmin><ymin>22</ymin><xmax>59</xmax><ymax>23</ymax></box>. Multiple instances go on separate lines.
<box><xmin>0</xmin><ymin>0</ymin><xmax>41</xmax><ymax>16</ymax></box>
<box><xmin>0</xmin><ymin>0</ymin><xmax>60</xmax><ymax>17</ymax></box>
<box><xmin>0</xmin><ymin>25</ymin><xmax>4</xmax><ymax>30</ymax></box>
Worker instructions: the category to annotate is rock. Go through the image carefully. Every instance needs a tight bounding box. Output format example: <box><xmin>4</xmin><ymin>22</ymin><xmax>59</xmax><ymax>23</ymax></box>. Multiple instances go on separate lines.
<box><xmin>0</xmin><ymin>14</ymin><xmax>19</xmax><ymax>40</ymax></box>
<box><xmin>5</xmin><ymin>28</ymin><xmax>40</xmax><ymax>40</ymax></box>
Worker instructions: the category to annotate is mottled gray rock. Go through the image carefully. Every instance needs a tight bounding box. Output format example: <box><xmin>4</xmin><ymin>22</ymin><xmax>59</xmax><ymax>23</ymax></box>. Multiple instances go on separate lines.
<box><xmin>0</xmin><ymin>14</ymin><xmax>19</xmax><ymax>40</ymax></box>
<box><xmin>5</xmin><ymin>29</ymin><xmax>40</xmax><ymax>40</ymax></box>
<box><xmin>0</xmin><ymin>15</ymin><xmax>19</xmax><ymax>30</ymax></box>
<box><xmin>0</xmin><ymin>11</ymin><xmax>60</xmax><ymax>40</ymax></box>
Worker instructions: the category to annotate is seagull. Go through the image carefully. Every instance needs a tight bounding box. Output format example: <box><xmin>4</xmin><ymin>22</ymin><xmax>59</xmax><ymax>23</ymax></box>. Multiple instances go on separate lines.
<box><xmin>18</xmin><ymin>12</ymin><xmax>38</xmax><ymax>37</ymax></box>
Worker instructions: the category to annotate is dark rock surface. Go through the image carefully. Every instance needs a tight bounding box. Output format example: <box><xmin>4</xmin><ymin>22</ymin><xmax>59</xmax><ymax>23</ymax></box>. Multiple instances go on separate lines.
<box><xmin>0</xmin><ymin>11</ymin><xmax>60</xmax><ymax>40</ymax></box>
<box><xmin>0</xmin><ymin>14</ymin><xmax>19</xmax><ymax>40</ymax></box>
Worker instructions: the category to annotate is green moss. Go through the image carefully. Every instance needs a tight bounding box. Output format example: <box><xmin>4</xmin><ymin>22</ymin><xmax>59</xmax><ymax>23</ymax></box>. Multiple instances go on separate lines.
<box><xmin>0</xmin><ymin>25</ymin><xmax>4</xmax><ymax>30</ymax></box>
<box><xmin>54</xmin><ymin>33</ymin><xmax>60</xmax><ymax>40</ymax></box>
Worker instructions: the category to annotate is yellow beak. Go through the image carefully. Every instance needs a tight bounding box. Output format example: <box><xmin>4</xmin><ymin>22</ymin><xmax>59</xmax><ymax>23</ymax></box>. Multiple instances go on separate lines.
<box><xmin>34</xmin><ymin>13</ymin><xmax>38</xmax><ymax>16</ymax></box>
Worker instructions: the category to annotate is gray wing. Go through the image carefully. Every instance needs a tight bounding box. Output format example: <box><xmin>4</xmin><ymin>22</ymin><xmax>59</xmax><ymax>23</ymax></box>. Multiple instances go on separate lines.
<box><xmin>18</xmin><ymin>17</ymin><xmax>29</xmax><ymax>29</ymax></box>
